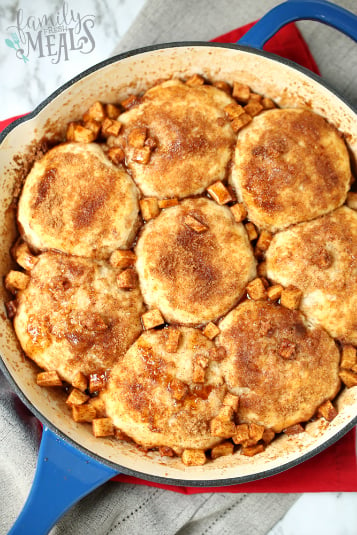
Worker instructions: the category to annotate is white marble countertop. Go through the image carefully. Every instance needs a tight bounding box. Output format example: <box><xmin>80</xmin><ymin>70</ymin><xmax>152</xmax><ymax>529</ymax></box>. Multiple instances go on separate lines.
<box><xmin>0</xmin><ymin>1</ymin><xmax>356</xmax><ymax>533</ymax></box>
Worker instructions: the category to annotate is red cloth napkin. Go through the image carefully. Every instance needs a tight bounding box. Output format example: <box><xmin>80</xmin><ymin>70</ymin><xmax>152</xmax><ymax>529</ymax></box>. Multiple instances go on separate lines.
<box><xmin>1</xmin><ymin>21</ymin><xmax>356</xmax><ymax>493</ymax></box>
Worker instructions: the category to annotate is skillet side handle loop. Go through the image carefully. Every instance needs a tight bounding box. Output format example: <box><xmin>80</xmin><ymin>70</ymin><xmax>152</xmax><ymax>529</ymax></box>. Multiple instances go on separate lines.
<box><xmin>237</xmin><ymin>0</ymin><xmax>357</xmax><ymax>49</ymax></box>
<box><xmin>8</xmin><ymin>427</ymin><xmax>119</xmax><ymax>535</ymax></box>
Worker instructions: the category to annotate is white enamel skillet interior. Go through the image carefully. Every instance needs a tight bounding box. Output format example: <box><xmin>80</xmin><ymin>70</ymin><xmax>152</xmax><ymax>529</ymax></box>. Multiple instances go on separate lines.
<box><xmin>1</xmin><ymin>2</ymin><xmax>357</xmax><ymax>534</ymax></box>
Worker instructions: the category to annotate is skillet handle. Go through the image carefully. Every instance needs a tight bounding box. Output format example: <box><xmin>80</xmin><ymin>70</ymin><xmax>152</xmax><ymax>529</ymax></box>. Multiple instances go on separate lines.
<box><xmin>237</xmin><ymin>0</ymin><xmax>357</xmax><ymax>49</ymax></box>
<box><xmin>7</xmin><ymin>427</ymin><xmax>119</xmax><ymax>535</ymax></box>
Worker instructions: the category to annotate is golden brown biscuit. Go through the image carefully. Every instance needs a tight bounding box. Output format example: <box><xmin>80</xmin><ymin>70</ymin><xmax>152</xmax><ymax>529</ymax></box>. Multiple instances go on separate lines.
<box><xmin>230</xmin><ymin>109</ymin><xmax>351</xmax><ymax>231</ymax></box>
<box><xmin>18</xmin><ymin>143</ymin><xmax>140</xmax><ymax>259</ymax></box>
<box><xmin>266</xmin><ymin>206</ymin><xmax>357</xmax><ymax>345</ymax></box>
<box><xmin>219</xmin><ymin>300</ymin><xmax>340</xmax><ymax>432</ymax></box>
<box><xmin>110</xmin><ymin>80</ymin><xmax>236</xmax><ymax>198</ymax></box>
<box><xmin>13</xmin><ymin>251</ymin><xmax>144</xmax><ymax>384</ymax></box>
<box><xmin>102</xmin><ymin>327</ymin><xmax>226</xmax><ymax>450</ymax></box>
<box><xmin>135</xmin><ymin>198</ymin><xmax>256</xmax><ymax>325</ymax></box>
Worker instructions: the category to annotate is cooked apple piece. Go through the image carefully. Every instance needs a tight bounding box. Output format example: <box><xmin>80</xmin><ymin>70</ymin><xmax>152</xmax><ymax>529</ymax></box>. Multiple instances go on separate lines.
<box><xmin>256</xmin><ymin>230</ymin><xmax>273</xmax><ymax>251</ymax></box>
<box><xmin>246</xmin><ymin>278</ymin><xmax>267</xmax><ymax>300</ymax></box>
<box><xmin>83</xmin><ymin>101</ymin><xmax>106</xmax><ymax>122</ymax></box>
<box><xmin>283</xmin><ymin>423</ymin><xmax>305</xmax><ymax>435</ymax></box>
<box><xmin>262</xmin><ymin>97</ymin><xmax>276</xmax><ymax>109</ymax></box>
<box><xmin>213</xmin><ymin>80</ymin><xmax>232</xmax><ymax>94</ymax></box>
<box><xmin>92</xmin><ymin>417</ymin><xmax>114</xmax><ymax>437</ymax></box>
<box><xmin>230</xmin><ymin>203</ymin><xmax>247</xmax><ymax>223</ymax></box>
<box><xmin>109</xmin><ymin>249</ymin><xmax>136</xmax><ymax>269</ymax></box>
<box><xmin>262</xmin><ymin>428</ymin><xmax>275</xmax><ymax>445</ymax></box>
<box><xmin>245</xmin><ymin>222</ymin><xmax>258</xmax><ymax>241</ymax></box>
<box><xmin>232</xmin><ymin>423</ymin><xmax>250</xmax><ymax>444</ymax></box>
<box><xmin>128</xmin><ymin>127</ymin><xmax>147</xmax><ymax>148</ymax></box>
<box><xmin>159</xmin><ymin>446</ymin><xmax>175</xmax><ymax>457</ymax></box>
<box><xmin>66</xmin><ymin>122</ymin><xmax>96</xmax><ymax>143</ymax></box>
<box><xmin>158</xmin><ymin>198</ymin><xmax>179</xmax><ymax>209</ymax></box>
<box><xmin>72</xmin><ymin>371</ymin><xmax>88</xmax><ymax>392</ymax></box>
<box><xmin>182</xmin><ymin>449</ymin><xmax>206</xmax><ymax>466</ymax></box>
<box><xmin>244</xmin><ymin>100</ymin><xmax>264</xmax><ymax>117</ymax></box>
<box><xmin>139</xmin><ymin>198</ymin><xmax>160</xmax><ymax>221</ymax></box>
<box><xmin>13</xmin><ymin>241</ymin><xmax>37</xmax><ymax>271</ymax></box>
<box><xmin>83</xmin><ymin>119</ymin><xmax>101</xmax><ymax>138</ymax></box>
<box><xmin>203</xmin><ymin>322</ymin><xmax>220</xmax><ymax>340</ymax></box>
<box><xmin>165</xmin><ymin>328</ymin><xmax>181</xmax><ymax>353</ymax></box>
<box><xmin>341</xmin><ymin>345</ymin><xmax>356</xmax><ymax>369</ymax></box>
<box><xmin>223</xmin><ymin>393</ymin><xmax>240</xmax><ymax>412</ymax></box>
<box><xmin>232</xmin><ymin>82</ymin><xmax>251</xmax><ymax>103</ymax></box>
<box><xmin>101</xmin><ymin>118</ymin><xmax>122</xmax><ymax>137</ymax></box>
<box><xmin>241</xmin><ymin>443</ymin><xmax>265</xmax><ymax>456</ymax></box>
<box><xmin>210</xmin><ymin>417</ymin><xmax>236</xmax><ymax>439</ymax></box>
<box><xmin>117</xmin><ymin>268</ymin><xmax>137</xmax><ymax>289</ymax></box>
<box><xmin>107</xmin><ymin>147</ymin><xmax>125</xmax><ymax>165</ymax></box>
<box><xmin>224</xmin><ymin>103</ymin><xmax>245</xmax><ymax>120</ymax></box>
<box><xmin>88</xmin><ymin>396</ymin><xmax>106</xmax><ymax>418</ymax></box>
<box><xmin>185</xmin><ymin>74</ymin><xmax>205</xmax><ymax>87</ymax></box>
<box><xmin>105</xmin><ymin>103</ymin><xmax>121</xmax><ymax>119</ymax></box>
<box><xmin>192</xmin><ymin>356</ymin><xmax>208</xmax><ymax>383</ymax></box>
<box><xmin>141</xmin><ymin>309</ymin><xmax>165</xmax><ymax>330</ymax></box>
<box><xmin>168</xmin><ymin>378</ymin><xmax>188</xmax><ymax>401</ymax></box>
<box><xmin>267</xmin><ymin>284</ymin><xmax>283</xmax><ymax>302</ymax></box>
<box><xmin>66</xmin><ymin>388</ymin><xmax>89</xmax><ymax>406</ymax></box>
<box><xmin>280</xmin><ymin>286</ymin><xmax>302</xmax><ymax>310</ymax></box>
<box><xmin>5</xmin><ymin>271</ymin><xmax>30</xmax><ymax>293</ymax></box>
<box><xmin>317</xmin><ymin>400</ymin><xmax>338</xmax><ymax>422</ymax></box>
<box><xmin>207</xmin><ymin>181</ymin><xmax>232</xmax><ymax>205</ymax></box>
<box><xmin>339</xmin><ymin>369</ymin><xmax>357</xmax><ymax>388</ymax></box>
<box><xmin>249</xmin><ymin>423</ymin><xmax>265</xmax><ymax>443</ymax></box>
<box><xmin>36</xmin><ymin>370</ymin><xmax>62</xmax><ymax>387</ymax></box>
<box><xmin>211</xmin><ymin>441</ymin><xmax>234</xmax><ymax>459</ymax></box>
<box><xmin>120</xmin><ymin>94</ymin><xmax>139</xmax><ymax>110</ymax></box>
<box><xmin>184</xmin><ymin>214</ymin><xmax>208</xmax><ymax>233</ymax></box>
<box><xmin>88</xmin><ymin>373</ymin><xmax>107</xmax><ymax>393</ymax></box>
<box><xmin>231</xmin><ymin>113</ymin><xmax>252</xmax><ymax>132</ymax></box>
<box><xmin>132</xmin><ymin>146</ymin><xmax>151</xmax><ymax>164</ymax></box>
<box><xmin>72</xmin><ymin>404</ymin><xmax>96</xmax><ymax>423</ymax></box>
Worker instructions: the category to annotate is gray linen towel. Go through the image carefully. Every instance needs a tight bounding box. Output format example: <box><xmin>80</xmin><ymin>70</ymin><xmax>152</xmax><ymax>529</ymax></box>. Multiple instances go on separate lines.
<box><xmin>3</xmin><ymin>0</ymin><xmax>357</xmax><ymax>532</ymax></box>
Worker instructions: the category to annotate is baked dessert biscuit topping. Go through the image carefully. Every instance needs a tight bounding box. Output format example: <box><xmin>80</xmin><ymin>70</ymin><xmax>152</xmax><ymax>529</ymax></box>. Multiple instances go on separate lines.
<box><xmin>101</xmin><ymin>327</ymin><xmax>226</xmax><ymax>450</ymax></box>
<box><xmin>135</xmin><ymin>198</ymin><xmax>256</xmax><ymax>324</ymax></box>
<box><xmin>109</xmin><ymin>79</ymin><xmax>236</xmax><ymax>199</ymax></box>
<box><xmin>219</xmin><ymin>300</ymin><xmax>340</xmax><ymax>432</ymax></box>
<box><xmin>13</xmin><ymin>251</ymin><xmax>144</xmax><ymax>384</ymax></box>
<box><xmin>18</xmin><ymin>143</ymin><xmax>140</xmax><ymax>259</ymax></box>
<box><xmin>231</xmin><ymin>109</ymin><xmax>351</xmax><ymax>231</ymax></box>
<box><xmin>266</xmin><ymin>206</ymin><xmax>357</xmax><ymax>345</ymax></box>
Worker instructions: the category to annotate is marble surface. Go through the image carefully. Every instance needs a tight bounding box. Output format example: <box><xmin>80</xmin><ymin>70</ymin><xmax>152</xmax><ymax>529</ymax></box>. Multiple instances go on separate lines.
<box><xmin>0</xmin><ymin>0</ymin><xmax>146</xmax><ymax>120</ymax></box>
<box><xmin>0</xmin><ymin>0</ymin><xmax>356</xmax><ymax>533</ymax></box>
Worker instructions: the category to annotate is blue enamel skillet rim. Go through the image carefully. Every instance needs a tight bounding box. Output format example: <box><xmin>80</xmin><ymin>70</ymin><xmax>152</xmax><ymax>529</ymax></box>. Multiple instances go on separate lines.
<box><xmin>1</xmin><ymin>1</ymin><xmax>357</xmax><ymax>533</ymax></box>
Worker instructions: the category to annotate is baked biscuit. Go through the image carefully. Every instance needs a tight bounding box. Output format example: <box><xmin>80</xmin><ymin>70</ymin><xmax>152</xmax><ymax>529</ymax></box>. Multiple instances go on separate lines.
<box><xmin>219</xmin><ymin>301</ymin><xmax>340</xmax><ymax>432</ymax></box>
<box><xmin>135</xmin><ymin>198</ymin><xmax>256</xmax><ymax>324</ymax></box>
<box><xmin>102</xmin><ymin>327</ymin><xmax>226</xmax><ymax>450</ymax></box>
<box><xmin>18</xmin><ymin>143</ymin><xmax>140</xmax><ymax>259</ymax></box>
<box><xmin>110</xmin><ymin>80</ymin><xmax>236</xmax><ymax>198</ymax></box>
<box><xmin>230</xmin><ymin>109</ymin><xmax>351</xmax><ymax>231</ymax></box>
<box><xmin>13</xmin><ymin>251</ymin><xmax>144</xmax><ymax>384</ymax></box>
<box><xmin>266</xmin><ymin>206</ymin><xmax>357</xmax><ymax>345</ymax></box>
